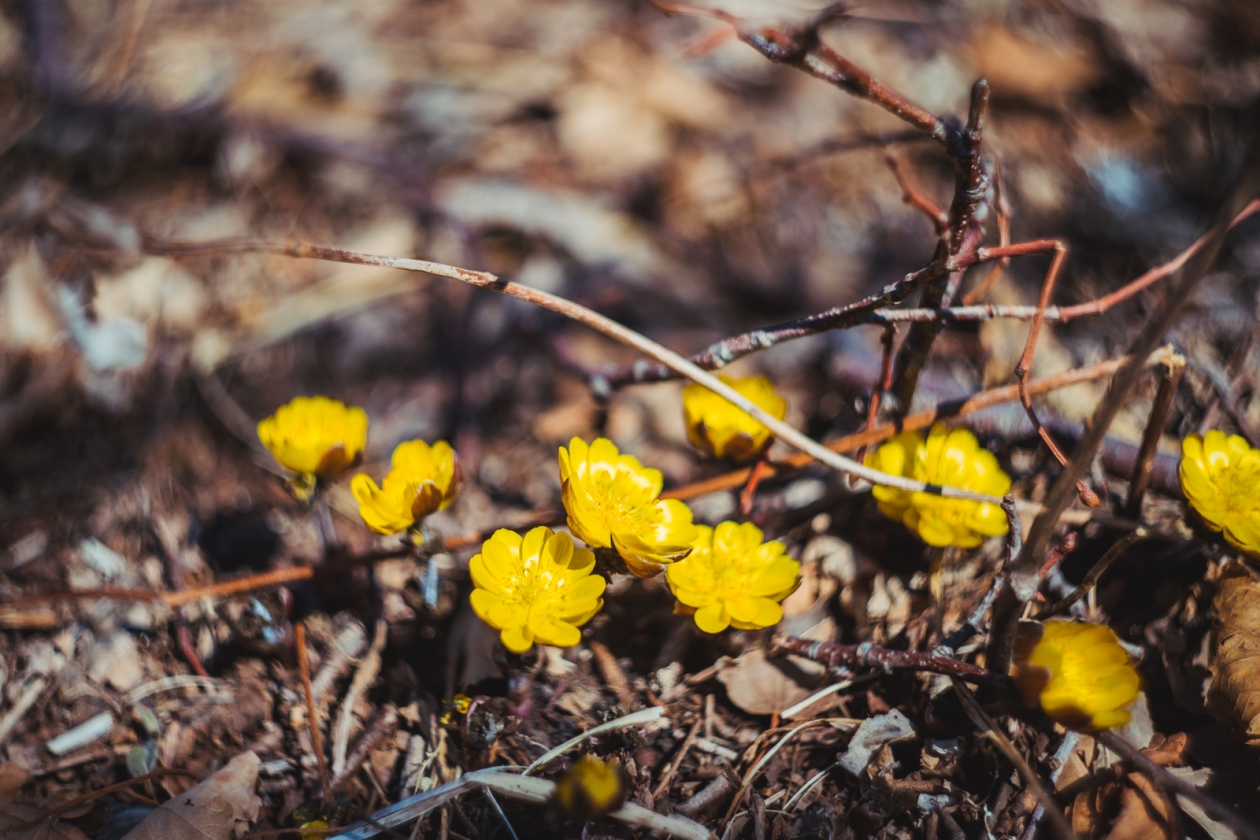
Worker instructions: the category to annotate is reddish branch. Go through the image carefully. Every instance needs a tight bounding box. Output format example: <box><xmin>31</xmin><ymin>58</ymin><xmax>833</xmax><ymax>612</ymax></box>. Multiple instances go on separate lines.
<box><xmin>594</xmin><ymin>196</ymin><xmax>1259</xmax><ymax>389</ymax></box>
<box><xmin>769</xmin><ymin>636</ymin><xmax>1004</xmax><ymax>686</ymax></box>
<box><xmin>1012</xmin><ymin>242</ymin><xmax>1099</xmax><ymax>506</ymax></box>
<box><xmin>660</xmin><ymin>349</ymin><xmax>1174</xmax><ymax>501</ymax></box>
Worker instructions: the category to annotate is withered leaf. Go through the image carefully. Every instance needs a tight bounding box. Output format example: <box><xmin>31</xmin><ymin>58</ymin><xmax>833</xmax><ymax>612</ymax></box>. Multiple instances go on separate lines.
<box><xmin>0</xmin><ymin>805</ymin><xmax>90</xmax><ymax>840</ymax></box>
<box><xmin>121</xmin><ymin>751</ymin><xmax>260</xmax><ymax>840</ymax></box>
<box><xmin>1206</xmin><ymin>567</ymin><xmax>1260</xmax><ymax>746</ymax></box>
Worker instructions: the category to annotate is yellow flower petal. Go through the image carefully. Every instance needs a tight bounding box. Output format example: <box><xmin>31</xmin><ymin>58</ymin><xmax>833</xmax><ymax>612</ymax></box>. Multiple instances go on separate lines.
<box><xmin>1013</xmin><ymin>621</ymin><xmax>1139</xmax><ymax>732</ymax></box>
<box><xmin>682</xmin><ymin>375</ymin><xmax>788</xmax><ymax>461</ymax></box>
<box><xmin>467</xmin><ymin>526</ymin><xmax>606</xmax><ymax>653</ymax></box>
<box><xmin>866</xmin><ymin>424</ymin><xmax>1010</xmax><ymax>548</ymax></box>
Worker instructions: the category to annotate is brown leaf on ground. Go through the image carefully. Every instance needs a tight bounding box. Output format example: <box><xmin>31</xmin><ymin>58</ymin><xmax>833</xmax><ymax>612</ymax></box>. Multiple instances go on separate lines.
<box><xmin>1103</xmin><ymin>772</ymin><xmax>1173</xmax><ymax>840</ymax></box>
<box><xmin>0</xmin><ymin>805</ymin><xmax>89</xmax><ymax>840</ymax></box>
<box><xmin>122</xmin><ymin>752</ymin><xmax>261</xmax><ymax>840</ymax></box>
<box><xmin>1206</xmin><ymin>567</ymin><xmax>1260</xmax><ymax>746</ymax></box>
<box><xmin>717</xmin><ymin>649</ymin><xmax>824</xmax><ymax>716</ymax></box>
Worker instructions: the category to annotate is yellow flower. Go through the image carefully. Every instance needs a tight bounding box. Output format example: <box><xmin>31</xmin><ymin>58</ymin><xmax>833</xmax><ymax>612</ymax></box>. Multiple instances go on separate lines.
<box><xmin>683</xmin><ymin>374</ymin><xmax>787</xmax><ymax>461</ymax></box>
<box><xmin>864</xmin><ymin>424</ymin><xmax>1010</xmax><ymax>548</ymax></box>
<box><xmin>257</xmin><ymin>396</ymin><xmax>368</xmax><ymax>499</ymax></box>
<box><xmin>558</xmin><ymin>437</ymin><xmax>697</xmax><ymax>577</ymax></box>
<box><xmin>351</xmin><ymin>440</ymin><xmax>461</xmax><ymax>534</ymax></box>
<box><xmin>552</xmin><ymin>756</ymin><xmax>627</xmax><ymax>821</ymax></box>
<box><xmin>469</xmin><ymin>527</ymin><xmax>606</xmax><ymax>653</ymax></box>
<box><xmin>666</xmin><ymin>522</ymin><xmax>801</xmax><ymax>633</ymax></box>
<box><xmin>1012</xmin><ymin>621</ymin><xmax>1140</xmax><ymax>731</ymax></box>
<box><xmin>1179</xmin><ymin>431</ymin><xmax>1260</xmax><ymax>556</ymax></box>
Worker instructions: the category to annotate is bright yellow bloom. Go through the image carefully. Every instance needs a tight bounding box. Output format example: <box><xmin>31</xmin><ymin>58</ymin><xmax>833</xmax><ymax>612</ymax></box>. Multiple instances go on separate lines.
<box><xmin>1012</xmin><ymin>621</ymin><xmax>1140</xmax><ymax>731</ymax></box>
<box><xmin>558</xmin><ymin>437</ymin><xmax>697</xmax><ymax>577</ymax></box>
<box><xmin>257</xmin><ymin>396</ymin><xmax>368</xmax><ymax>499</ymax></box>
<box><xmin>864</xmin><ymin>424</ymin><xmax>1010</xmax><ymax>548</ymax></box>
<box><xmin>666</xmin><ymin>522</ymin><xmax>801</xmax><ymax>633</ymax></box>
<box><xmin>552</xmin><ymin>756</ymin><xmax>627</xmax><ymax>820</ymax></box>
<box><xmin>683</xmin><ymin>374</ymin><xmax>787</xmax><ymax>461</ymax></box>
<box><xmin>351</xmin><ymin>440</ymin><xmax>461</xmax><ymax>534</ymax></box>
<box><xmin>469</xmin><ymin>527</ymin><xmax>606</xmax><ymax>654</ymax></box>
<box><xmin>1179</xmin><ymin>431</ymin><xmax>1260</xmax><ymax>557</ymax></box>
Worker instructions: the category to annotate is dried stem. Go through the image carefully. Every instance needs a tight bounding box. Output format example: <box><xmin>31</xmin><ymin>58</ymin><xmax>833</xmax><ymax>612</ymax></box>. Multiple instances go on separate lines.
<box><xmin>938</xmin><ymin>494</ymin><xmax>1020</xmax><ymax>653</ymax></box>
<box><xmin>985</xmin><ymin>158</ymin><xmax>1260</xmax><ymax>675</ymax></box>
<box><xmin>952</xmin><ymin>680</ymin><xmax>1074</xmax><ymax>840</ymax></box>
<box><xmin>144</xmin><ymin>235</ymin><xmax>1006</xmax><ymax>505</ymax></box>
<box><xmin>1036</xmin><ymin>528</ymin><xmax>1148</xmax><ymax>619</ymax></box>
<box><xmin>768</xmin><ymin>636</ymin><xmax>1004</xmax><ymax>686</ymax></box>
<box><xmin>1125</xmin><ymin>354</ymin><xmax>1187</xmax><ymax>518</ymax></box>
<box><xmin>597</xmin><ymin>200</ymin><xmax>1259</xmax><ymax>388</ymax></box>
<box><xmin>661</xmin><ymin>349</ymin><xmax>1173</xmax><ymax>501</ymax></box>
<box><xmin>887</xmin><ymin>151</ymin><xmax>948</xmax><ymax>234</ymax></box>
<box><xmin>297</xmin><ymin>621</ymin><xmax>332</xmax><ymax>801</ymax></box>
<box><xmin>1013</xmin><ymin>242</ymin><xmax>1099</xmax><ymax>506</ymax></box>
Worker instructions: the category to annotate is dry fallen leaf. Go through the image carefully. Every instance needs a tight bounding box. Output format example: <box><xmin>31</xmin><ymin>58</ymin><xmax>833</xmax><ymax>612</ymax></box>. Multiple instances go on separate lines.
<box><xmin>0</xmin><ymin>804</ymin><xmax>89</xmax><ymax>840</ymax></box>
<box><xmin>1206</xmin><ymin>566</ymin><xmax>1260</xmax><ymax>746</ymax></box>
<box><xmin>122</xmin><ymin>751</ymin><xmax>261</xmax><ymax>840</ymax></box>
<box><xmin>1102</xmin><ymin>772</ymin><xmax>1171</xmax><ymax>840</ymax></box>
<box><xmin>717</xmin><ymin>649</ymin><xmax>826</xmax><ymax>716</ymax></box>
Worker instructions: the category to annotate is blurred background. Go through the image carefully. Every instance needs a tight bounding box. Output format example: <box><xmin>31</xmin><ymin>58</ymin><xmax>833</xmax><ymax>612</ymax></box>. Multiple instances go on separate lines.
<box><xmin>2</xmin><ymin>0</ymin><xmax>1260</xmax><ymax>630</ymax></box>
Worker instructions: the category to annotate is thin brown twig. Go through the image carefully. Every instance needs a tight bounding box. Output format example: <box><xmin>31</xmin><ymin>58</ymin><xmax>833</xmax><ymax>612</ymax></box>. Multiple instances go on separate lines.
<box><xmin>768</xmin><ymin>636</ymin><xmax>1004</xmax><ymax>685</ymax></box>
<box><xmin>653</xmin><ymin>718</ymin><xmax>702</xmax><ymax>799</ymax></box>
<box><xmin>850</xmin><ymin>323</ymin><xmax>898</xmax><ymax>487</ymax></box>
<box><xmin>887</xmin><ymin>152</ymin><xmax>948</xmax><ymax>234</ymax></box>
<box><xmin>597</xmin><ymin>199</ymin><xmax>1260</xmax><ymax>388</ymax></box>
<box><xmin>951</xmin><ymin>680</ymin><xmax>1074</xmax><ymax>840</ymax></box>
<box><xmin>1036</xmin><ymin>528</ymin><xmax>1148</xmax><ymax>618</ymax></box>
<box><xmin>147</xmin><ymin>236</ymin><xmax>1005</xmax><ymax>504</ymax></box>
<box><xmin>297</xmin><ymin>621</ymin><xmax>332</xmax><ymax>801</ymax></box>
<box><xmin>1012</xmin><ymin>242</ymin><xmax>1100</xmax><ymax>506</ymax></box>
<box><xmin>661</xmin><ymin>349</ymin><xmax>1173</xmax><ymax>501</ymax></box>
<box><xmin>1125</xmin><ymin>354</ymin><xmax>1187</xmax><ymax>518</ymax></box>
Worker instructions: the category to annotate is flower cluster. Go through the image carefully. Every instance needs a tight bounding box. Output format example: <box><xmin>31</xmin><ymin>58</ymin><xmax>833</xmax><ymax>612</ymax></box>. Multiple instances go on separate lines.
<box><xmin>1012</xmin><ymin>621</ymin><xmax>1140</xmax><ymax>731</ymax></box>
<box><xmin>667</xmin><ymin>522</ymin><xmax>800</xmax><ymax>633</ymax></box>
<box><xmin>1179</xmin><ymin>431</ymin><xmax>1260</xmax><ymax>557</ymax></box>
<box><xmin>352</xmin><ymin>440</ymin><xmax>461</xmax><ymax>534</ymax></box>
<box><xmin>257</xmin><ymin>396</ymin><xmax>368</xmax><ymax>500</ymax></box>
<box><xmin>559</xmin><ymin>437</ymin><xmax>697</xmax><ymax>577</ymax></box>
<box><xmin>682</xmin><ymin>374</ymin><xmax>787</xmax><ymax>461</ymax></box>
<box><xmin>468</xmin><ymin>527</ymin><xmax>606</xmax><ymax>654</ymax></box>
<box><xmin>257</xmin><ymin>396</ymin><xmax>460</xmax><ymax>534</ymax></box>
<box><xmin>864</xmin><ymin>424</ymin><xmax>1010</xmax><ymax>548</ymax></box>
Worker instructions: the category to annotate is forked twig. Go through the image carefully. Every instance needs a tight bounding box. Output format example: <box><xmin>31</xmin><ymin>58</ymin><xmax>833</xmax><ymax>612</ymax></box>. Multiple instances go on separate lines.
<box><xmin>597</xmin><ymin>200</ymin><xmax>1260</xmax><ymax>388</ymax></box>
<box><xmin>1012</xmin><ymin>241</ymin><xmax>1100</xmax><ymax>506</ymax></box>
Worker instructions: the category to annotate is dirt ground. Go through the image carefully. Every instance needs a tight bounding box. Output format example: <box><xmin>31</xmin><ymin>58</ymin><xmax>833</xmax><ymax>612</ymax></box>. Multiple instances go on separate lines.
<box><xmin>2</xmin><ymin>0</ymin><xmax>1260</xmax><ymax>838</ymax></box>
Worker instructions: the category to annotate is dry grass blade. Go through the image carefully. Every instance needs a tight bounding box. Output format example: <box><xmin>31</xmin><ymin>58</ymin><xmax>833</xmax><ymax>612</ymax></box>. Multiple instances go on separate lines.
<box><xmin>524</xmin><ymin>706</ymin><xmax>664</xmax><ymax>774</ymax></box>
<box><xmin>326</xmin><ymin>768</ymin><xmax>715</xmax><ymax>840</ymax></box>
